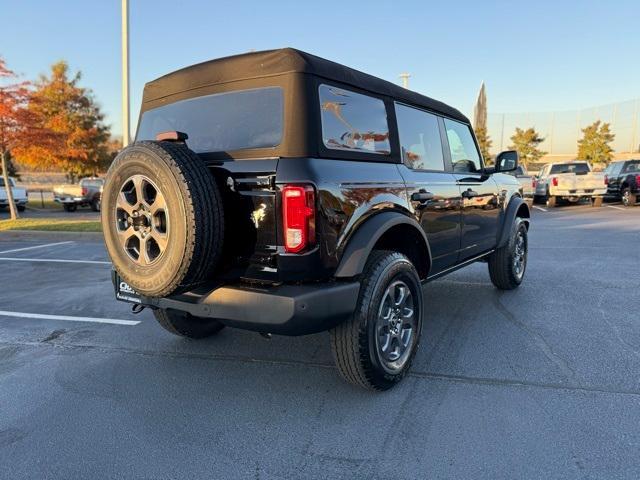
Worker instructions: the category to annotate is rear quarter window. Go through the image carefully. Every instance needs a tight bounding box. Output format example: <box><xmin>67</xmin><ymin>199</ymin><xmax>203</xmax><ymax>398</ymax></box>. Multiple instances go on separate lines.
<box><xmin>319</xmin><ymin>84</ymin><xmax>390</xmax><ymax>155</ymax></box>
<box><xmin>136</xmin><ymin>87</ymin><xmax>283</xmax><ymax>154</ymax></box>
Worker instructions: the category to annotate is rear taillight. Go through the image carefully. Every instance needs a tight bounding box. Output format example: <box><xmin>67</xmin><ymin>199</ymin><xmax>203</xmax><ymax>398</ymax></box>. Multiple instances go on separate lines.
<box><xmin>282</xmin><ymin>185</ymin><xmax>315</xmax><ymax>253</ymax></box>
<box><xmin>552</xmin><ymin>177</ymin><xmax>558</xmax><ymax>187</ymax></box>
<box><xmin>81</xmin><ymin>187</ymin><xmax>88</xmax><ymax>196</ymax></box>
<box><xmin>636</xmin><ymin>174</ymin><xmax>640</xmax><ymax>185</ymax></box>
<box><xmin>532</xmin><ymin>178</ymin><xmax>536</xmax><ymax>188</ymax></box>
<box><xmin>604</xmin><ymin>175</ymin><xmax>609</xmax><ymax>185</ymax></box>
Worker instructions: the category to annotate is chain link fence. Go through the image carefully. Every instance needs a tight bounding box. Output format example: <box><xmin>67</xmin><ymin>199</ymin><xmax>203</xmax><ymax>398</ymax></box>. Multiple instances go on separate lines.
<box><xmin>487</xmin><ymin>98</ymin><xmax>640</xmax><ymax>158</ymax></box>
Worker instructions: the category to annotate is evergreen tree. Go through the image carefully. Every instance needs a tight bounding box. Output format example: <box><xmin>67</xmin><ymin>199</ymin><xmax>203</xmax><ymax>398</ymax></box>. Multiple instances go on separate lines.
<box><xmin>508</xmin><ymin>127</ymin><xmax>546</xmax><ymax>167</ymax></box>
<box><xmin>577</xmin><ymin>121</ymin><xmax>615</xmax><ymax>163</ymax></box>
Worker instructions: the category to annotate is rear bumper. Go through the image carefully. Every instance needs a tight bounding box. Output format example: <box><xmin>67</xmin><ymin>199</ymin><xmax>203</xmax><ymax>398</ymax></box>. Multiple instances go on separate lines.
<box><xmin>54</xmin><ymin>197</ymin><xmax>84</xmax><ymax>204</ymax></box>
<box><xmin>0</xmin><ymin>198</ymin><xmax>27</xmax><ymax>206</ymax></box>
<box><xmin>551</xmin><ymin>188</ymin><xmax>606</xmax><ymax>197</ymax></box>
<box><xmin>112</xmin><ymin>271</ymin><xmax>360</xmax><ymax>336</ymax></box>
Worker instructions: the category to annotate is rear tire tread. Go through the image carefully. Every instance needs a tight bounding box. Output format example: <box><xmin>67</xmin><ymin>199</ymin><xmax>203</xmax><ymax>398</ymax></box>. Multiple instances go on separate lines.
<box><xmin>330</xmin><ymin>250</ymin><xmax>420</xmax><ymax>391</ymax></box>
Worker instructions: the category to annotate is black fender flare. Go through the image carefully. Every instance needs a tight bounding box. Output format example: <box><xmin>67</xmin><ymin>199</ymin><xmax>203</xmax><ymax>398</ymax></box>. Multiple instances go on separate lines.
<box><xmin>334</xmin><ymin>211</ymin><xmax>432</xmax><ymax>278</ymax></box>
<box><xmin>497</xmin><ymin>196</ymin><xmax>530</xmax><ymax>248</ymax></box>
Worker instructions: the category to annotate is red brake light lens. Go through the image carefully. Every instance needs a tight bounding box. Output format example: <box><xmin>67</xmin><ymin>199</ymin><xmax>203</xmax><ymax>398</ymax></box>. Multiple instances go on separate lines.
<box><xmin>636</xmin><ymin>174</ymin><xmax>640</xmax><ymax>185</ymax></box>
<box><xmin>604</xmin><ymin>175</ymin><xmax>609</xmax><ymax>185</ymax></box>
<box><xmin>282</xmin><ymin>185</ymin><xmax>315</xmax><ymax>253</ymax></box>
<box><xmin>552</xmin><ymin>177</ymin><xmax>558</xmax><ymax>187</ymax></box>
<box><xmin>81</xmin><ymin>186</ymin><xmax>88</xmax><ymax>196</ymax></box>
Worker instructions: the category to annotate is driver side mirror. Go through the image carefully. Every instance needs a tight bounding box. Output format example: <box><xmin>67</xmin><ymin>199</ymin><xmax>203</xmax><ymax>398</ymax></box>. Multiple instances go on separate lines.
<box><xmin>495</xmin><ymin>150</ymin><xmax>519</xmax><ymax>173</ymax></box>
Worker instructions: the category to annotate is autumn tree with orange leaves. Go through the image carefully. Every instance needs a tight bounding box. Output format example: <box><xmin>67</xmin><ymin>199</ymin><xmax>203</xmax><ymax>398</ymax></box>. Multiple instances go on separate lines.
<box><xmin>0</xmin><ymin>58</ymin><xmax>43</xmax><ymax>220</ymax></box>
<box><xmin>14</xmin><ymin>61</ymin><xmax>110</xmax><ymax>181</ymax></box>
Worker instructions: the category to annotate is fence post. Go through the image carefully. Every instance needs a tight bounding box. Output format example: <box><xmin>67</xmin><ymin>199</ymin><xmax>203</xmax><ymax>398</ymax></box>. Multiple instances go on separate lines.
<box><xmin>632</xmin><ymin>99</ymin><xmax>639</xmax><ymax>154</ymax></box>
<box><xmin>549</xmin><ymin>112</ymin><xmax>555</xmax><ymax>154</ymax></box>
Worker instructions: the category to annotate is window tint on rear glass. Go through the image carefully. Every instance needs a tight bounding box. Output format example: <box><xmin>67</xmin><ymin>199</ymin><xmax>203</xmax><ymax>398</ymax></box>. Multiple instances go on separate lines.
<box><xmin>395</xmin><ymin>103</ymin><xmax>444</xmax><ymax>171</ymax></box>
<box><xmin>623</xmin><ymin>161</ymin><xmax>640</xmax><ymax>173</ymax></box>
<box><xmin>319</xmin><ymin>84</ymin><xmax>390</xmax><ymax>155</ymax></box>
<box><xmin>81</xmin><ymin>179</ymin><xmax>103</xmax><ymax>187</ymax></box>
<box><xmin>549</xmin><ymin>163</ymin><xmax>590</xmax><ymax>174</ymax></box>
<box><xmin>136</xmin><ymin>87</ymin><xmax>283</xmax><ymax>154</ymax></box>
<box><xmin>443</xmin><ymin>119</ymin><xmax>482</xmax><ymax>173</ymax></box>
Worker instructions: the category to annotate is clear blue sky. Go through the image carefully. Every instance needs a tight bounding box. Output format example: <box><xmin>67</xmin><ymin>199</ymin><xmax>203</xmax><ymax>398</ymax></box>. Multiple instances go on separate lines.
<box><xmin>3</xmin><ymin>0</ymin><xmax>639</xmax><ymax>139</ymax></box>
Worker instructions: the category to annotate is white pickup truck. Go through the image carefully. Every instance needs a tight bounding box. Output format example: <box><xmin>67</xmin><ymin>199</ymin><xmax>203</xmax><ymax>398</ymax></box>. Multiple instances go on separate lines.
<box><xmin>533</xmin><ymin>161</ymin><xmax>606</xmax><ymax>207</ymax></box>
<box><xmin>0</xmin><ymin>177</ymin><xmax>28</xmax><ymax>212</ymax></box>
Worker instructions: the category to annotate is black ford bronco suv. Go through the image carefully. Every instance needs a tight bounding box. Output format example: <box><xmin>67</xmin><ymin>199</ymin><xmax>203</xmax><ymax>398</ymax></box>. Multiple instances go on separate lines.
<box><xmin>102</xmin><ymin>48</ymin><xmax>530</xmax><ymax>390</ymax></box>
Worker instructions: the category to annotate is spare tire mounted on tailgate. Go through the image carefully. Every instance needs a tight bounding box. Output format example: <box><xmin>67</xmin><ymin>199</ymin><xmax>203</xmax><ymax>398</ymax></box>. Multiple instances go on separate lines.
<box><xmin>101</xmin><ymin>140</ymin><xmax>223</xmax><ymax>297</ymax></box>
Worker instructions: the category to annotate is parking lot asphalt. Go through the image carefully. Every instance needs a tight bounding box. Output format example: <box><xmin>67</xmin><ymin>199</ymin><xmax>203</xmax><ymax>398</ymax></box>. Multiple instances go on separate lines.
<box><xmin>0</xmin><ymin>203</ymin><xmax>639</xmax><ymax>479</ymax></box>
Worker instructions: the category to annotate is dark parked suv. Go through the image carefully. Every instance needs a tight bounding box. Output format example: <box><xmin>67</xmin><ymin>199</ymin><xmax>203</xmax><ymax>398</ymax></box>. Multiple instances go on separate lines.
<box><xmin>604</xmin><ymin>159</ymin><xmax>640</xmax><ymax>206</ymax></box>
<box><xmin>102</xmin><ymin>49</ymin><xmax>530</xmax><ymax>390</ymax></box>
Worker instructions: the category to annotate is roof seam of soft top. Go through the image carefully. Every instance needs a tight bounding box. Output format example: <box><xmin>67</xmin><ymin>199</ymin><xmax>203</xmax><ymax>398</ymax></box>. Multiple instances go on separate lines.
<box><xmin>142</xmin><ymin>48</ymin><xmax>467</xmax><ymax>122</ymax></box>
<box><xmin>142</xmin><ymin>71</ymin><xmax>295</xmax><ymax>103</ymax></box>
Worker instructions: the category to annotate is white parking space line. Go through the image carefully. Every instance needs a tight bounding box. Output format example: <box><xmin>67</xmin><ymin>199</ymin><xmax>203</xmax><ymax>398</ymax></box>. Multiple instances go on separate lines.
<box><xmin>607</xmin><ymin>205</ymin><xmax>626</xmax><ymax>211</ymax></box>
<box><xmin>0</xmin><ymin>241</ymin><xmax>74</xmax><ymax>255</ymax></box>
<box><xmin>532</xmin><ymin>206</ymin><xmax>548</xmax><ymax>212</ymax></box>
<box><xmin>0</xmin><ymin>257</ymin><xmax>111</xmax><ymax>265</ymax></box>
<box><xmin>0</xmin><ymin>310</ymin><xmax>139</xmax><ymax>326</ymax></box>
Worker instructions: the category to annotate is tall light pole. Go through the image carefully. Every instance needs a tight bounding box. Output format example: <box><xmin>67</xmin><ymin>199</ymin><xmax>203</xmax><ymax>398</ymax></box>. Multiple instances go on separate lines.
<box><xmin>399</xmin><ymin>73</ymin><xmax>410</xmax><ymax>89</ymax></box>
<box><xmin>121</xmin><ymin>0</ymin><xmax>130</xmax><ymax>147</ymax></box>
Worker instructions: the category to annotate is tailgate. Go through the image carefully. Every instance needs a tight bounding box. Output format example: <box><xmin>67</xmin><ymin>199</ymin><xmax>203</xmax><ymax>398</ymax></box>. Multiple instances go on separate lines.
<box><xmin>54</xmin><ymin>185</ymin><xmax>82</xmax><ymax>197</ymax></box>
<box><xmin>556</xmin><ymin>173</ymin><xmax>602</xmax><ymax>191</ymax></box>
<box><xmin>207</xmin><ymin>158</ymin><xmax>279</xmax><ymax>279</ymax></box>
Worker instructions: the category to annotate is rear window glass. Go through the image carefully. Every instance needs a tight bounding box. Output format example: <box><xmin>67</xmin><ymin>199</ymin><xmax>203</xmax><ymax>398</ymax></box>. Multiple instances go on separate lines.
<box><xmin>319</xmin><ymin>84</ymin><xmax>390</xmax><ymax>155</ymax></box>
<box><xmin>0</xmin><ymin>178</ymin><xmax>14</xmax><ymax>187</ymax></box>
<box><xmin>136</xmin><ymin>87</ymin><xmax>283</xmax><ymax>154</ymax></box>
<box><xmin>623</xmin><ymin>161</ymin><xmax>640</xmax><ymax>173</ymax></box>
<box><xmin>550</xmin><ymin>163</ymin><xmax>590</xmax><ymax>174</ymax></box>
<box><xmin>80</xmin><ymin>179</ymin><xmax>103</xmax><ymax>187</ymax></box>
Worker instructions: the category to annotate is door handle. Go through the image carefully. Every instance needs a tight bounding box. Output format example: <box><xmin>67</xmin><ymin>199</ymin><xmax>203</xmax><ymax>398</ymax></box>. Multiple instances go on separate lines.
<box><xmin>411</xmin><ymin>191</ymin><xmax>435</xmax><ymax>203</ymax></box>
<box><xmin>461</xmin><ymin>188</ymin><xmax>479</xmax><ymax>198</ymax></box>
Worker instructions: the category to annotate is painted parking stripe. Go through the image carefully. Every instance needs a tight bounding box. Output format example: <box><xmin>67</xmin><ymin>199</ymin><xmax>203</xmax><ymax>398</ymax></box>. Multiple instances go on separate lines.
<box><xmin>607</xmin><ymin>205</ymin><xmax>626</xmax><ymax>211</ymax></box>
<box><xmin>0</xmin><ymin>241</ymin><xmax>74</xmax><ymax>255</ymax></box>
<box><xmin>0</xmin><ymin>310</ymin><xmax>139</xmax><ymax>326</ymax></box>
<box><xmin>0</xmin><ymin>257</ymin><xmax>110</xmax><ymax>265</ymax></box>
<box><xmin>532</xmin><ymin>206</ymin><xmax>548</xmax><ymax>212</ymax></box>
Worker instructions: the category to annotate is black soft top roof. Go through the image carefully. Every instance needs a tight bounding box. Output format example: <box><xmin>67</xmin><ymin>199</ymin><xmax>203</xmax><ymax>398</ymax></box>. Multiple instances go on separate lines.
<box><xmin>142</xmin><ymin>48</ymin><xmax>468</xmax><ymax>123</ymax></box>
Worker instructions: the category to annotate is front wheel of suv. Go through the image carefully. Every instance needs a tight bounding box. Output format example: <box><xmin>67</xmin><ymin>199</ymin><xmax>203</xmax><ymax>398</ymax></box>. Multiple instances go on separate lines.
<box><xmin>153</xmin><ymin>308</ymin><xmax>225</xmax><ymax>339</ymax></box>
<box><xmin>488</xmin><ymin>217</ymin><xmax>528</xmax><ymax>290</ymax></box>
<box><xmin>330</xmin><ymin>250</ymin><xmax>423</xmax><ymax>391</ymax></box>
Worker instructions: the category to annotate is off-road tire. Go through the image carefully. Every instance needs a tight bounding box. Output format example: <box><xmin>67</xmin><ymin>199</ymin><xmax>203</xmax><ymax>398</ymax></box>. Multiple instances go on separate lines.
<box><xmin>488</xmin><ymin>217</ymin><xmax>528</xmax><ymax>290</ymax></box>
<box><xmin>17</xmin><ymin>205</ymin><xmax>25</xmax><ymax>212</ymax></box>
<box><xmin>102</xmin><ymin>141</ymin><xmax>224</xmax><ymax>297</ymax></box>
<box><xmin>153</xmin><ymin>308</ymin><xmax>225</xmax><ymax>339</ymax></box>
<box><xmin>330</xmin><ymin>250</ymin><xmax>423</xmax><ymax>391</ymax></box>
<box><xmin>63</xmin><ymin>203</ymin><xmax>77</xmax><ymax>212</ymax></box>
<box><xmin>91</xmin><ymin>197</ymin><xmax>101</xmax><ymax>212</ymax></box>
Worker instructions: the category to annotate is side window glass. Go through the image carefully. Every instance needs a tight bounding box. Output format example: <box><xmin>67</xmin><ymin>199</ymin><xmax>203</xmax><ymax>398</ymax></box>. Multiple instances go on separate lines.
<box><xmin>395</xmin><ymin>103</ymin><xmax>445</xmax><ymax>171</ymax></box>
<box><xmin>444</xmin><ymin>119</ymin><xmax>482</xmax><ymax>173</ymax></box>
<box><xmin>319</xmin><ymin>84</ymin><xmax>390</xmax><ymax>155</ymax></box>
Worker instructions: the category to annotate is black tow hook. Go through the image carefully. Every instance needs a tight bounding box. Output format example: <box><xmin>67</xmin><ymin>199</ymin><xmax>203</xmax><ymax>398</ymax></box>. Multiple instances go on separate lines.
<box><xmin>131</xmin><ymin>304</ymin><xmax>146</xmax><ymax>314</ymax></box>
